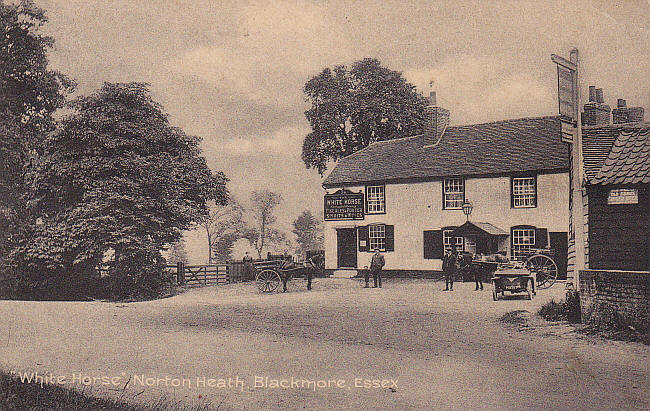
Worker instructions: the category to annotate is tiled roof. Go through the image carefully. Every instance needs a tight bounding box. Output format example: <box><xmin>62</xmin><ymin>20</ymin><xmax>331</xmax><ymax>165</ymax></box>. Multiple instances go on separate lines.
<box><xmin>588</xmin><ymin>124</ymin><xmax>650</xmax><ymax>185</ymax></box>
<box><xmin>582</xmin><ymin>126</ymin><xmax>620</xmax><ymax>180</ymax></box>
<box><xmin>452</xmin><ymin>221</ymin><xmax>509</xmax><ymax>237</ymax></box>
<box><xmin>473</xmin><ymin>222</ymin><xmax>509</xmax><ymax>236</ymax></box>
<box><xmin>323</xmin><ymin>116</ymin><xmax>568</xmax><ymax>187</ymax></box>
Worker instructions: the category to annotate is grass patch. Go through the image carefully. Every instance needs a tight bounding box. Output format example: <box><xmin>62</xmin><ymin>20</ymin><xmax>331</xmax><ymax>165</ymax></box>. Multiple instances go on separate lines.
<box><xmin>499</xmin><ymin>310</ymin><xmax>529</xmax><ymax>327</ymax></box>
<box><xmin>0</xmin><ymin>371</ymin><xmax>215</xmax><ymax>410</ymax></box>
<box><xmin>538</xmin><ymin>291</ymin><xmax>581</xmax><ymax>323</ymax></box>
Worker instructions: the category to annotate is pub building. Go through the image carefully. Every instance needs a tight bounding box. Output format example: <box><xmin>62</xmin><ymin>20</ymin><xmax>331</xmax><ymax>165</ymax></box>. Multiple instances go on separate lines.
<box><xmin>323</xmin><ymin>86</ymin><xmax>648</xmax><ymax>277</ymax></box>
<box><xmin>321</xmin><ymin>91</ymin><xmax>574</xmax><ymax>277</ymax></box>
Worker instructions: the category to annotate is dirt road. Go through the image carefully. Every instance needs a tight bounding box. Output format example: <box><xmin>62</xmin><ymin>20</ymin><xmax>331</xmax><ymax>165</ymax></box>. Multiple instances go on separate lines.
<box><xmin>1</xmin><ymin>278</ymin><xmax>648</xmax><ymax>410</ymax></box>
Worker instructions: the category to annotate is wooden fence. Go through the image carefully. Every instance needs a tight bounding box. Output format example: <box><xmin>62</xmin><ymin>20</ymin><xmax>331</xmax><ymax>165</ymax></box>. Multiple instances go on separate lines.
<box><xmin>168</xmin><ymin>261</ymin><xmax>253</xmax><ymax>287</ymax></box>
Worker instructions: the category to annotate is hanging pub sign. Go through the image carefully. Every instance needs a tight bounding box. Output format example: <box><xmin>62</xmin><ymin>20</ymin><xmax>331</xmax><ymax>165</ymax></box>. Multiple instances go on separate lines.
<box><xmin>552</xmin><ymin>53</ymin><xmax>578</xmax><ymax>143</ymax></box>
<box><xmin>556</xmin><ymin>65</ymin><xmax>575</xmax><ymax>120</ymax></box>
<box><xmin>324</xmin><ymin>189</ymin><xmax>364</xmax><ymax>221</ymax></box>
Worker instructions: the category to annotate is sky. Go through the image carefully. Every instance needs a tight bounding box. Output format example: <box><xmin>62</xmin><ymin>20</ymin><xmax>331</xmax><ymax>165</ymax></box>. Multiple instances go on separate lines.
<box><xmin>34</xmin><ymin>0</ymin><xmax>650</xmax><ymax>263</ymax></box>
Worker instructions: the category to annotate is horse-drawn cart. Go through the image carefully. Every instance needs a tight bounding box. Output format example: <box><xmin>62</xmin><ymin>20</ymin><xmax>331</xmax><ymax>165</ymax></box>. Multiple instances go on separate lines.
<box><xmin>254</xmin><ymin>258</ymin><xmax>321</xmax><ymax>293</ymax></box>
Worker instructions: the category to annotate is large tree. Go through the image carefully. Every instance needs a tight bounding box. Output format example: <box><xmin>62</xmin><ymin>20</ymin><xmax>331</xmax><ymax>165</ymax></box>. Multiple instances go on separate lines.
<box><xmin>292</xmin><ymin>210</ymin><xmax>323</xmax><ymax>257</ymax></box>
<box><xmin>0</xmin><ymin>0</ymin><xmax>74</xmax><ymax>288</ymax></box>
<box><xmin>302</xmin><ymin>58</ymin><xmax>427</xmax><ymax>174</ymax></box>
<box><xmin>16</xmin><ymin>82</ymin><xmax>227</xmax><ymax>298</ymax></box>
<box><xmin>247</xmin><ymin>190</ymin><xmax>283</xmax><ymax>259</ymax></box>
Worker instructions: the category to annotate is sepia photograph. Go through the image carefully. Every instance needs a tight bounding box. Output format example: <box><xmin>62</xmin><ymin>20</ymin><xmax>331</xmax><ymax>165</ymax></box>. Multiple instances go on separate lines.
<box><xmin>0</xmin><ymin>0</ymin><xmax>648</xmax><ymax>409</ymax></box>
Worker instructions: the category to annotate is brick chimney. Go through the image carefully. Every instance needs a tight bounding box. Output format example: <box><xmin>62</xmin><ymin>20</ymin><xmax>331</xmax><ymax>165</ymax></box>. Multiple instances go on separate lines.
<box><xmin>423</xmin><ymin>91</ymin><xmax>449</xmax><ymax>146</ymax></box>
<box><xmin>612</xmin><ymin>98</ymin><xmax>645</xmax><ymax>124</ymax></box>
<box><xmin>582</xmin><ymin>86</ymin><xmax>611</xmax><ymax>126</ymax></box>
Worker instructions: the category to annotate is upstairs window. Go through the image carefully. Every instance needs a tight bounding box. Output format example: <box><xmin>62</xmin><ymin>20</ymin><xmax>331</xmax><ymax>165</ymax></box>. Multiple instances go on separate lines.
<box><xmin>366</xmin><ymin>185</ymin><xmax>385</xmax><ymax>214</ymax></box>
<box><xmin>607</xmin><ymin>188</ymin><xmax>638</xmax><ymax>205</ymax></box>
<box><xmin>368</xmin><ymin>224</ymin><xmax>386</xmax><ymax>251</ymax></box>
<box><xmin>443</xmin><ymin>177</ymin><xmax>464</xmax><ymax>209</ymax></box>
<box><xmin>512</xmin><ymin>176</ymin><xmax>537</xmax><ymax>208</ymax></box>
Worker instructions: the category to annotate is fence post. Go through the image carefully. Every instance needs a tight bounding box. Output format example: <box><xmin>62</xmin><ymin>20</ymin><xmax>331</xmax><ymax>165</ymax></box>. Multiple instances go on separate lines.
<box><xmin>177</xmin><ymin>262</ymin><xmax>185</xmax><ymax>285</ymax></box>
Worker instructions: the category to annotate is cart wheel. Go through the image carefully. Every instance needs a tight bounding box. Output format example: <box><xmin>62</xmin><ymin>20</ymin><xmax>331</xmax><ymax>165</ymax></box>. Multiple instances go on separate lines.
<box><xmin>256</xmin><ymin>269</ymin><xmax>281</xmax><ymax>293</ymax></box>
<box><xmin>526</xmin><ymin>254</ymin><xmax>558</xmax><ymax>290</ymax></box>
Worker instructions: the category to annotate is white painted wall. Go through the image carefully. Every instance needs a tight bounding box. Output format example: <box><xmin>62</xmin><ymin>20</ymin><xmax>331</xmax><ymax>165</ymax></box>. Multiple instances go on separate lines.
<box><xmin>324</xmin><ymin>173</ymin><xmax>569</xmax><ymax>271</ymax></box>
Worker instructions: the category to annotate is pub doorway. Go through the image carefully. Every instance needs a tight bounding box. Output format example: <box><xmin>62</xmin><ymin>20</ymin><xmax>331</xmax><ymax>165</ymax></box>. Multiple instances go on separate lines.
<box><xmin>336</xmin><ymin>228</ymin><xmax>357</xmax><ymax>268</ymax></box>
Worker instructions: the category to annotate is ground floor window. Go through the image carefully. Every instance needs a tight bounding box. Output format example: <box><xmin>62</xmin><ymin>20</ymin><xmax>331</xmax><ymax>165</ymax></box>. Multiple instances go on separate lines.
<box><xmin>369</xmin><ymin>224</ymin><xmax>386</xmax><ymax>251</ymax></box>
<box><xmin>443</xmin><ymin>228</ymin><xmax>463</xmax><ymax>252</ymax></box>
<box><xmin>511</xmin><ymin>227</ymin><xmax>535</xmax><ymax>260</ymax></box>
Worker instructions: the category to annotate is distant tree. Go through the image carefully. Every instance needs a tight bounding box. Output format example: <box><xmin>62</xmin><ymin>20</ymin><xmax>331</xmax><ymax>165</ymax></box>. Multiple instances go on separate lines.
<box><xmin>292</xmin><ymin>210</ymin><xmax>324</xmax><ymax>257</ymax></box>
<box><xmin>302</xmin><ymin>58</ymin><xmax>427</xmax><ymax>175</ymax></box>
<box><xmin>247</xmin><ymin>190</ymin><xmax>283</xmax><ymax>259</ymax></box>
<box><xmin>16</xmin><ymin>82</ymin><xmax>227</xmax><ymax>299</ymax></box>
<box><xmin>168</xmin><ymin>240</ymin><xmax>189</xmax><ymax>265</ymax></box>
<box><xmin>203</xmin><ymin>200</ymin><xmax>247</xmax><ymax>263</ymax></box>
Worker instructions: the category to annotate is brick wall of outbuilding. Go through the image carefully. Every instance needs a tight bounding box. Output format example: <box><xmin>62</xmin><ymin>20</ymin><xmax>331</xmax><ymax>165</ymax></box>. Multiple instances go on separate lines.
<box><xmin>579</xmin><ymin>269</ymin><xmax>649</xmax><ymax>333</ymax></box>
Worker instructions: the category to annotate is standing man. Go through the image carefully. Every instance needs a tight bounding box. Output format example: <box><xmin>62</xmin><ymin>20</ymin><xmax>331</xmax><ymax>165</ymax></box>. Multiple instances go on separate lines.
<box><xmin>442</xmin><ymin>247</ymin><xmax>458</xmax><ymax>291</ymax></box>
<box><xmin>243</xmin><ymin>252</ymin><xmax>254</xmax><ymax>281</ymax></box>
<box><xmin>370</xmin><ymin>248</ymin><xmax>385</xmax><ymax>288</ymax></box>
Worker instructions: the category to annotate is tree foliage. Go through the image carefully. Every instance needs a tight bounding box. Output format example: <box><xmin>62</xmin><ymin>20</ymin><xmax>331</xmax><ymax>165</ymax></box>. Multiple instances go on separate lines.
<box><xmin>292</xmin><ymin>210</ymin><xmax>323</xmax><ymax>257</ymax></box>
<box><xmin>0</xmin><ymin>0</ymin><xmax>74</xmax><ymax>134</ymax></box>
<box><xmin>302</xmin><ymin>58</ymin><xmax>427</xmax><ymax>174</ymax></box>
<box><xmin>0</xmin><ymin>0</ymin><xmax>74</xmax><ymax>290</ymax></box>
<box><xmin>168</xmin><ymin>239</ymin><xmax>189</xmax><ymax>265</ymax></box>
<box><xmin>204</xmin><ymin>199</ymin><xmax>247</xmax><ymax>263</ymax></box>
<box><xmin>247</xmin><ymin>190</ymin><xmax>283</xmax><ymax>259</ymax></box>
<box><xmin>13</xmin><ymin>82</ymin><xmax>227</xmax><ymax>299</ymax></box>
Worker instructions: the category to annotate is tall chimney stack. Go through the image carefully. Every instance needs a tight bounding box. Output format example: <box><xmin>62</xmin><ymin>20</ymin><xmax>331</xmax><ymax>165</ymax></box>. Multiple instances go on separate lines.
<box><xmin>582</xmin><ymin>85</ymin><xmax>610</xmax><ymax>126</ymax></box>
<box><xmin>423</xmin><ymin>91</ymin><xmax>449</xmax><ymax>146</ymax></box>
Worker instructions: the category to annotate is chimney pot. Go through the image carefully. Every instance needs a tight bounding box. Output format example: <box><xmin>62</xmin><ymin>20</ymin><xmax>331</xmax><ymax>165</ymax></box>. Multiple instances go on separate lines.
<box><xmin>617</xmin><ymin>99</ymin><xmax>626</xmax><ymax>108</ymax></box>
<box><xmin>589</xmin><ymin>86</ymin><xmax>597</xmax><ymax>102</ymax></box>
<box><xmin>429</xmin><ymin>91</ymin><xmax>437</xmax><ymax>106</ymax></box>
<box><xmin>596</xmin><ymin>88</ymin><xmax>604</xmax><ymax>103</ymax></box>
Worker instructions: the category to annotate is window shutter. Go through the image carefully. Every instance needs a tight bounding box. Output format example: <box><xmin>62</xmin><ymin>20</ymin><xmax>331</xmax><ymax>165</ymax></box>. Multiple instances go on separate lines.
<box><xmin>510</xmin><ymin>177</ymin><xmax>515</xmax><ymax>208</ymax></box>
<box><xmin>424</xmin><ymin>230</ymin><xmax>444</xmax><ymax>259</ymax></box>
<box><xmin>358</xmin><ymin>225</ymin><xmax>369</xmax><ymax>252</ymax></box>
<box><xmin>535</xmin><ymin>227</ymin><xmax>548</xmax><ymax>248</ymax></box>
<box><xmin>385</xmin><ymin>225</ymin><xmax>394</xmax><ymax>252</ymax></box>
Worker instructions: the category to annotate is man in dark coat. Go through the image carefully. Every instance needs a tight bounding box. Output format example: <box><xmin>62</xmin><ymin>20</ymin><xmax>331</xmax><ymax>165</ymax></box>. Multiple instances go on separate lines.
<box><xmin>442</xmin><ymin>247</ymin><xmax>458</xmax><ymax>291</ymax></box>
<box><xmin>370</xmin><ymin>248</ymin><xmax>385</xmax><ymax>288</ymax></box>
<box><xmin>243</xmin><ymin>252</ymin><xmax>254</xmax><ymax>280</ymax></box>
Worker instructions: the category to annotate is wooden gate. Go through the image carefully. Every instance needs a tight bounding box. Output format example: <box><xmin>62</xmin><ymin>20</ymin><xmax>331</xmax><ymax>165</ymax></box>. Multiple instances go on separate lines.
<box><xmin>170</xmin><ymin>263</ymin><xmax>248</xmax><ymax>287</ymax></box>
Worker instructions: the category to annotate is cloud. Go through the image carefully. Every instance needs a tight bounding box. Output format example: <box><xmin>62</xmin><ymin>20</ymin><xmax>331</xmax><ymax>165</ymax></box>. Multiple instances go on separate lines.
<box><xmin>168</xmin><ymin>1</ymin><xmax>354</xmax><ymax>108</ymax></box>
<box><xmin>404</xmin><ymin>55</ymin><xmax>555</xmax><ymax>124</ymax></box>
<box><xmin>218</xmin><ymin>125</ymin><xmax>309</xmax><ymax>157</ymax></box>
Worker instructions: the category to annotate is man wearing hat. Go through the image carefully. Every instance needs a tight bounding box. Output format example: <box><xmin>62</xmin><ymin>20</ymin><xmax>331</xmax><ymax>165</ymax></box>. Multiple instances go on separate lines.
<box><xmin>369</xmin><ymin>248</ymin><xmax>385</xmax><ymax>288</ymax></box>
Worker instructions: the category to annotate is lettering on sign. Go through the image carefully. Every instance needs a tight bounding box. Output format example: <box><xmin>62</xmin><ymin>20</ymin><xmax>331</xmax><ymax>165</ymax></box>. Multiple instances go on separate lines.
<box><xmin>324</xmin><ymin>191</ymin><xmax>364</xmax><ymax>221</ymax></box>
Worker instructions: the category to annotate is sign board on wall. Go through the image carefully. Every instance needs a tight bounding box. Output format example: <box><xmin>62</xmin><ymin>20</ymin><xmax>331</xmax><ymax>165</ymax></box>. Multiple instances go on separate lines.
<box><xmin>324</xmin><ymin>190</ymin><xmax>364</xmax><ymax>221</ymax></box>
<box><xmin>561</xmin><ymin>120</ymin><xmax>575</xmax><ymax>143</ymax></box>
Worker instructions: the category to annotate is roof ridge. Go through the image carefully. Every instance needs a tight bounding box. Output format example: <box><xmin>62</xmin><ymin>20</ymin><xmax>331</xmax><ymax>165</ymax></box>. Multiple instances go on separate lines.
<box><xmin>449</xmin><ymin>115</ymin><xmax>559</xmax><ymax>129</ymax></box>
<box><xmin>583</xmin><ymin>121</ymin><xmax>650</xmax><ymax>130</ymax></box>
